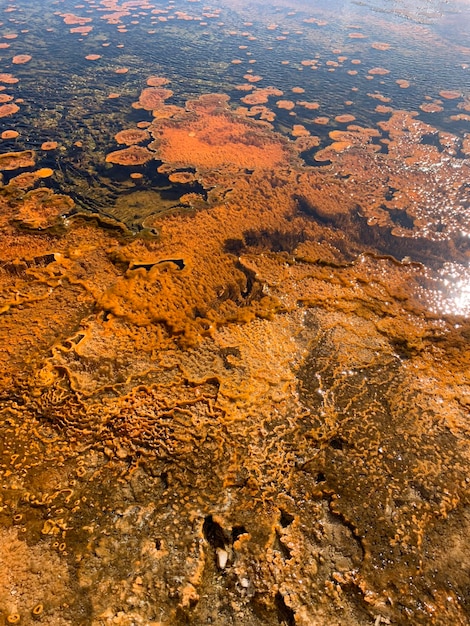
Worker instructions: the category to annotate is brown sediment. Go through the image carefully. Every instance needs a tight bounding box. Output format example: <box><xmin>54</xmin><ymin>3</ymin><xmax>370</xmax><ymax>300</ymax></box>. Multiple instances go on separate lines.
<box><xmin>291</xmin><ymin>124</ymin><xmax>310</xmax><ymax>137</ymax></box>
<box><xmin>0</xmin><ymin>73</ymin><xmax>19</xmax><ymax>84</ymax></box>
<box><xmin>314</xmin><ymin>126</ymin><xmax>381</xmax><ymax>161</ymax></box>
<box><xmin>61</xmin><ymin>12</ymin><xmax>93</xmax><ymax>25</ymax></box>
<box><xmin>303</xmin><ymin>17</ymin><xmax>328</xmax><ymax>26</ymax></box>
<box><xmin>151</xmin><ymin>104</ymin><xmax>185</xmax><ymax>120</ymax></box>
<box><xmin>114</xmin><ymin>128</ymin><xmax>150</xmax><ymax>146</ymax></box>
<box><xmin>297</xmin><ymin>100</ymin><xmax>320</xmax><ymax>110</ymax></box>
<box><xmin>462</xmin><ymin>134</ymin><xmax>470</xmax><ymax>155</ymax></box>
<box><xmin>420</xmin><ymin>101</ymin><xmax>444</xmax><ymax>113</ymax></box>
<box><xmin>367</xmin><ymin>92</ymin><xmax>391</xmax><ymax>103</ymax></box>
<box><xmin>371</xmin><ymin>42</ymin><xmax>391</xmax><ymax>50</ymax></box>
<box><xmin>241</xmin><ymin>105</ymin><xmax>276</xmax><ymax>122</ymax></box>
<box><xmin>0</xmin><ymin>103</ymin><xmax>19</xmax><ymax>117</ymax></box>
<box><xmin>294</xmin><ymin>135</ymin><xmax>321</xmax><ymax>151</ymax></box>
<box><xmin>276</xmin><ymin>99</ymin><xmax>295</xmax><ymax>110</ymax></box>
<box><xmin>14</xmin><ymin>187</ymin><xmax>72</xmax><ymax>228</ymax></box>
<box><xmin>135</xmin><ymin>86</ymin><xmax>174</xmax><ymax>111</ymax></box>
<box><xmin>146</xmin><ymin>76</ymin><xmax>170</xmax><ymax>87</ymax></box>
<box><xmin>243</xmin><ymin>74</ymin><xmax>263</xmax><ymax>83</ymax></box>
<box><xmin>450</xmin><ymin>113</ymin><xmax>470</xmax><ymax>121</ymax></box>
<box><xmin>70</xmin><ymin>25</ymin><xmax>93</xmax><ymax>34</ymax></box>
<box><xmin>334</xmin><ymin>114</ymin><xmax>356</xmax><ymax>123</ymax></box>
<box><xmin>375</xmin><ymin>104</ymin><xmax>394</xmax><ymax>113</ymax></box>
<box><xmin>368</xmin><ymin>67</ymin><xmax>390</xmax><ymax>75</ymax></box>
<box><xmin>11</xmin><ymin>54</ymin><xmax>33</xmax><ymax>65</ymax></box>
<box><xmin>439</xmin><ymin>90</ymin><xmax>461</xmax><ymax>100</ymax></box>
<box><xmin>0</xmin><ymin>529</ymin><xmax>72</xmax><ymax>625</ymax></box>
<box><xmin>168</xmin><ymin>171</ymin><xmax>198</xmax><ymax>184</ymax></box>
<box><xmin>6</xmin><ymin>170</ymin><xmax>40</xmax><ymax>189</ymax></box>
<box><xmin>0</xmin><ymin>149</ymin><xmax>35</xmax><ymax>170</ymax></box>
<box><xmin>459</xmin><ymin>97</ymin><xmax>470</xmax><ymax>112</ymax></box>
<box><xmin>313</xmin><ymin>116</ymin><xmax>329</xmax><ymax>124</ymax></box>
<box><xmin>105</xmin><ymin>145</ymin><xmax>154</xmax><ymax>166</ymax></box>
<box><xmin>41</xmin><ymin>141</ymin><xmax>58</xmax><ymax>150</ymax></box>
<box><xmin>241</xmin><ymin>87</ymin><xmax>283</xmax><ymax>105</ymax></box>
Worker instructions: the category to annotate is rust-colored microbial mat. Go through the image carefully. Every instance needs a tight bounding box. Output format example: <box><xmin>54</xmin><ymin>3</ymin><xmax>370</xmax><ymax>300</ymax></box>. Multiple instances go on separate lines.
<box><xmin>0</xmin><ymin>0</ymin><xmax>470</xmax><ymax>624</ymax></box>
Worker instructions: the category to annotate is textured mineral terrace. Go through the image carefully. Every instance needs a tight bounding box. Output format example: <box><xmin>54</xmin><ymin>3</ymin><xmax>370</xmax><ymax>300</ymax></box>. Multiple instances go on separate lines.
<box><xmin>1</xmin><ymin>74</ymin><xmax>470</xmax><ymax>626</ymax></box>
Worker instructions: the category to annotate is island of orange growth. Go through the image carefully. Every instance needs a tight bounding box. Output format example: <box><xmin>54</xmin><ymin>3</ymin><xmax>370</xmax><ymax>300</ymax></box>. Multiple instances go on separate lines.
<box><xmin>148</xmin><ymin>93</ymin><xmax>291</xmax><ymax>172</ymax></box>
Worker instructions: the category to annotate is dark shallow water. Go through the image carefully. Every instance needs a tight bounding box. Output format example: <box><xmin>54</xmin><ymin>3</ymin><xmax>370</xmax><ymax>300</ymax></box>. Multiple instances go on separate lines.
<box><xmin>1</xmin><ymin>0</ymin><xmax>469</xmax><ymax>149</ymax></box>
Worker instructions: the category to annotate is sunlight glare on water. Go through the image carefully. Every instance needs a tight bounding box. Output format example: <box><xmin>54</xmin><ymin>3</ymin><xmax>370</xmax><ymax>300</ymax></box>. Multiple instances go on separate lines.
<box><xmin>432</xmin><ymin>263</ymin><xmax>470</xmax><ymax>317</ymax></box>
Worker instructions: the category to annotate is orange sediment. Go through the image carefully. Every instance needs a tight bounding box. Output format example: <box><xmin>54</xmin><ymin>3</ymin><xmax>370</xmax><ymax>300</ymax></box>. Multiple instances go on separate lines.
<box><xmin>41</xmin><ymin>141</ymin><xmax>58</xmax><ymax>150</ymax></box>
<box><xmin>146</xmin><ymin>93</ymin><xmax>293</xmax><ymax>174</ymax></box>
